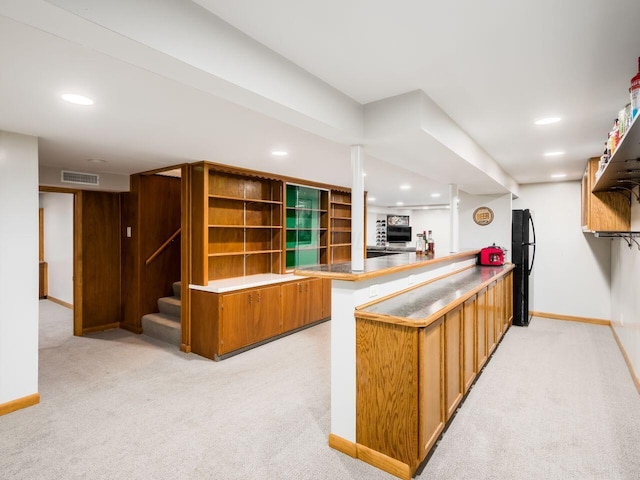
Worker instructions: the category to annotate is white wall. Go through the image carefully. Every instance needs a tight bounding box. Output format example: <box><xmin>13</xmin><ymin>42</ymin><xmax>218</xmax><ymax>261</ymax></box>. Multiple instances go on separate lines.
<box><xmin>410</xmin><ymin>208</ymin><xmax>451</xmax><ymax>254</ymax></box>
<box><xmin>0</xmin><ymin>131</ymin><xmax>39</xmax><ymax>405</ymax></box>
<box><xmin>513</xmin><ymin>182</ymin><xmax>611</xmax><ymax>320</ymax></box>
<box><xmin>459</xmin><ymin>191</ymin><xmax>512</xmax><ymax>261</ymax></box>
<box><xmin>610</xmin><ymin>196</ymin><xmax>640</xmax><ymax>379</ymax></box>
<box><xmin>40</xmin><ymin>192</ymin><xmax>74</xmax><ymax>305</ymax></box>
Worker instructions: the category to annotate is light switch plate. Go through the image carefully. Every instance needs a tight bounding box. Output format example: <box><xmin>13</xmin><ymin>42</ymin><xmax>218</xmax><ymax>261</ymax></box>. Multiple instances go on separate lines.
<box><xmin>126</xmin><ymin>226</ymin><xmax>132</xmax><ymax>238</ymax></box>
<box><xmin>369</xmin><ymin>284</ymin><xmax>379</xmax><ymax>297</ymax></box>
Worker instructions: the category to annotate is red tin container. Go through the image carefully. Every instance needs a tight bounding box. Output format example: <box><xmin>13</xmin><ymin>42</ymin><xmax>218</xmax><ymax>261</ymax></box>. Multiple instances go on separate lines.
<box><xmin>479</xmin><ymin>244</ymin><xmax>505</xmax><ymax>266</ymax></box>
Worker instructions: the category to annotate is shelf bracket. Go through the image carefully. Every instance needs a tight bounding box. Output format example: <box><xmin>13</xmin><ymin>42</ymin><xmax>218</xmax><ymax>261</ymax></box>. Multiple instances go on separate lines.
<box><xmin>594</xmin><ymin>232</ymin><xmax>640</xmax><ymax>251</ymax></box>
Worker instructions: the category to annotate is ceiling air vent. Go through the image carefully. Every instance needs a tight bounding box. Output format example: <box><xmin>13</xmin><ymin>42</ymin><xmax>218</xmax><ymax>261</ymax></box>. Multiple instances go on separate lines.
<box><xmin>61</xmin><ymin>170</ymin><xmax>99</xmax><ymax>186</ymax></box>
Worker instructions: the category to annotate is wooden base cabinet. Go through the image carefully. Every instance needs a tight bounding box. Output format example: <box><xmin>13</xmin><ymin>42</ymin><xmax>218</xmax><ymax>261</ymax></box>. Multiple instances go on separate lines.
<box><xmin>219</xmin><ymin>285</ymin><xmax>281</xmax><ymax>354</ymax></box>
<box><xmin>354</xmin><ymin>270</ymin><xmax>513</xmax><ymax>479</ymax></box>
<box><xmin>282</xmin><ymin>278</ymin><xmax>324</xmax><ymax>331</ymax></box>
<box><xmin>191</xmin><ymin>278</ymin><xmax>328</xmax><ymax>360</ymax></box>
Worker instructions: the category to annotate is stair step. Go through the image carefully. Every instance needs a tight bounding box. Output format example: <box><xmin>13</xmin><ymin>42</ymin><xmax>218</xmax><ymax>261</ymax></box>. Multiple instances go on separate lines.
<box><xmin>158</xmin><ymin>296</ymin><xmax>181</xmax><ymax>317</ymax></box>
<box><xmin>172</xmin><ymin>281</ymin><xmax>181</xmax><ymax>299</ymax></box>
<box><xmin>141</xmin><ymin>312</ymin><xmax>180</xmax><ymax>346</ymax></box>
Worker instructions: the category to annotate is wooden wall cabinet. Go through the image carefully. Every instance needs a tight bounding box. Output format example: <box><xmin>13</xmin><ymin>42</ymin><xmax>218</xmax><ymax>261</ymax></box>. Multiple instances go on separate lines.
<box><xmin>581</xmin><ymin>157</ymin><xmax>630</xmax><ymax>232</ymax></box>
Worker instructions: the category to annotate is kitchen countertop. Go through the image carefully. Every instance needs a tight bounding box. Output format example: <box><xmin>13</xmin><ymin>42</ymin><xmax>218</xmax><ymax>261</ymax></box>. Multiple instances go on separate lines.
<box><xmin>355</xmin><ymin>263</ymin><xmax>514</xmax><ymax>327</ymax></box>
<box><xmin>294</xmin><ymin>250</ymin><xmax>479</xmax><ymax>281</ymax></box>
<box><xmin>189</xmin><ymin>273</ymin><xmax>304</xmax><ymax>293</ymax></box>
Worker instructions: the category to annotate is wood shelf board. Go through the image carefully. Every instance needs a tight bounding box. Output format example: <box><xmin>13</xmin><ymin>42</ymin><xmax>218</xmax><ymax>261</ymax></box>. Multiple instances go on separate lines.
<box><xmin>208</xmin><ymin>250</ymin><xmax>282</xmax><ymax>257</ymax></box>
<box><xmin>332</xmin><ymin>216</ymin><xmax>352</xmax><ymax>220</ymax></box>
<box><xmin>286</xmin><ymin>227</ymin><xmax>327</xmax><ymax>231</ymax></box>
<box><xmin>331</xmin><ymin>228</ymin><xmax>352</xmax><ymax>232</ymax></box>
<box><xmin>208</xmin><ymin>224</ymin><xmax>282</xmax><ymax>229</ymax></box>
<box><xmin>209</xmin><ymin>194</ymin><xmax>282</xmax><ymax>204</ymax></box>
<box><xmin>286</xmin><ymin>246</ymin><xmax>328</xmax><ymax>251</ymax></box>
<box><xmin>592</xmin><ymin>114</ymin><xmax>640</xmax><ymax>192</ymax></box>
<box><xmin>331</xmin><ymin>201</ymin><xmax>352</xmax><ymax>206</ymax></box>
<box><xmin>286</xmin><ymin>207</ymin><xmax>328</xmax><ymax>213</ymax></box>
<box><xmin>332</xmin><ymin>243</ymin><xmax>352</xmax><ymax>247</ymax></box>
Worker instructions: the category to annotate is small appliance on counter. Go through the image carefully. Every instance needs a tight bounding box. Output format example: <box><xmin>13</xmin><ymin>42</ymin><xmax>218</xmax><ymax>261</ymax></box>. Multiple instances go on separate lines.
<box><xmin>478</xmin><ymin>244</ymin><xmax>505</xmax><ymax>266</ymax></box>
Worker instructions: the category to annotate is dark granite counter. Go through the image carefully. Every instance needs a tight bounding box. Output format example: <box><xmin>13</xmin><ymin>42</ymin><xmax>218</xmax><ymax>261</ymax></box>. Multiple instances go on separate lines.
<box><xmin>294</xmin><ymin>250</ymin><xmax>479</xmax><ymax>281</ymax></box>
<box><xmin>356</xmin><ymin>264</ymin><xmax>514</xmax><ymax>327</ymax></box>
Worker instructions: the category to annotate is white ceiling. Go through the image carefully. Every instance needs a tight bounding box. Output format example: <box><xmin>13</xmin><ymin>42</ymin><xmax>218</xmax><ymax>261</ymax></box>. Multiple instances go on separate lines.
<box><xmin>2</xmin><ymin>0</ymin><xmax>640</xmax><ymax>207</ymax></box>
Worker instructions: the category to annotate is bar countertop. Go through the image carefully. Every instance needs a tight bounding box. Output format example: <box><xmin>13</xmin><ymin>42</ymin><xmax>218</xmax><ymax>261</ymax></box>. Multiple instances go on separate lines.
<box><xmin>294</xmin><ymin>250</ymin><xmax>480</xmax><ymax>282</ymax></box>
<box><xmin>356</xmin><ymin>263</ymin><xmax>514</xmax><ymax>328</ymax></box>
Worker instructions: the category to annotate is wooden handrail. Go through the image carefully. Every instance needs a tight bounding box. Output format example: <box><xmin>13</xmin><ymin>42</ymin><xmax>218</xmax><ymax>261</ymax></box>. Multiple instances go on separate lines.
<box><xmin>145</xmin><ymin>227</ymin><xmax>181</xmax><ymax>266</ymax></box>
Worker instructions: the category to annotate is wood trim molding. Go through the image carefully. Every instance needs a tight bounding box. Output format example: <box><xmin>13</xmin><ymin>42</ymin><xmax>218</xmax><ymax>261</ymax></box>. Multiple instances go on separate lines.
<box><xmin>530</xmin><ymin>311</ymin><xmax>611</xmax><ymax>326</ymax></box>
<box><xmin>120</xmin><ymin>323</ymin><xmax>143</xmax><ymax>335</ymax></box>
<box><xmin>355</xmin><ymin>443</ymin><xmax>413</xmax><ymax>480</ymax></box>
<box><xmin>328</xmin><ymin>433</ymin><xmax>357</xmax><ymax>458</ymax></box>
<box><xmin>180</xmin><ymin>343</ymin><xmax>192</xmax><ymax>353</ymax></box>
<box><xmin>82</xmin><ymin>322</ymin><xmax>120</xmax><ymax>335</ymax></box>
<box><xmin>609</xmin><ymin>326</ymin><xmax>640</xmax><ymax>396</ymax></box>
<box><xmin>0</xmin><ymin>393</ymin><xmax>40</xmax><ymax>416</ymax></box>
<box><xmin>47</xmin><ymin>296</ymin><xmax>73</xmax><ymax>310</ymax></box>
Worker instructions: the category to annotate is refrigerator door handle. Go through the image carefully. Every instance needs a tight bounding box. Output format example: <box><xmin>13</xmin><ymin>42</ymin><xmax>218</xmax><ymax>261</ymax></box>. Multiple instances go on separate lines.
<box><xmin>528</xmin><ymin>215</ymin><xmax>536</xmax><ymax>275</ymax></box>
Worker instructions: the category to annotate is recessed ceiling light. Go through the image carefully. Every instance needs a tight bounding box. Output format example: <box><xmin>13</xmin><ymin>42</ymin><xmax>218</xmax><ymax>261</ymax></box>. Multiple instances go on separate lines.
<box><xmin>396</xmin><ymin>201</ymin><xmax>404</xmax><ymax>206</ymax></box>
<box><xmin>544</xmin><ymin>151</ymin><xmax>565</xmax><ymax>157</ymax></box>
<box><xmin>431</xmin><ymin>193</ymin><xmax>441</xmax><ymax>198</ymax></box>
<box><xmin>271</xmin><ymin>150</ymin><xmax>288</xmax><ymax>156</ymax></box>
<box><xmin>400</xmin><ymin>185</ymin><xmax>411</xmax><ymax>190</ymax></box>
<box><xmin>534</xmin><ymin>117</ymin><xmax>561</xmax><ymax>126</ymax></box>
<box><xmin>551</xmin><ymin>173</ymin><xmax>567</xmax><ymax>179</ymax></box>
<box><xmin>61</xmin><ymin>93</ymin><xmax>94</xmax><ymax>106</ymax></box>
<box><xmin>368</xmin><ymin>197</ymin><xmax>376</xmax><ymax>202</ymax></box>
<box><xmin>87</xmin><ymin>158</ymin><xmax>106</xmax><ymax>163</ymax></box>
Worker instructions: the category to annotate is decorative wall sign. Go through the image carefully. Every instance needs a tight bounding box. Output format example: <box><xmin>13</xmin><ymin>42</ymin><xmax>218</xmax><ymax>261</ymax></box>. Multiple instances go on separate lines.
<box><xmin>387</xmin><ymin>215</ymin><xmax>410</xmax><ymax>226</ymax></box>
<box><xmin>473</xmin><ymin>206</ymin><xmax>494</xmax><ymax>226</ymax></box>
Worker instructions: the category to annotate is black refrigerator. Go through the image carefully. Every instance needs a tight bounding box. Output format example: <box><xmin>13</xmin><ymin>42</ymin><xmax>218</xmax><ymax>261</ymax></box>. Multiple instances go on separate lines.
<box><xmin>512</xmin><ymin>209</ymin><xmax>536</xmax><ymax>326</ymax></box>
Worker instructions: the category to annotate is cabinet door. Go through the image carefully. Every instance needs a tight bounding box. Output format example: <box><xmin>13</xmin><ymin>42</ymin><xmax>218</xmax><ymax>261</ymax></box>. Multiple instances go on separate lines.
<box><xmin>444</xmin><ymin>305</ymin><xmax>463</xmax><ymax>420</ymax></box>
<box><xmin>307</xmin><ymin>278</ymin><xmax>324</xmax><ymax>324</ymax></box>
<box><xmin>322</xmin><ymin>278</ymin><xmax>332</xmax><ymax>319</ymax></box>
<box><xmin>250</xmin><ymin>285</ymin><xmax>282</xmax><ymax>343</ymax></box>
<box><xmin>418</xmin><ymin>317</ymin><xmax>445</xmax><ymax>461</ymax></box>
<box><xmin>495</xmin><ymin>278</ymin><xmax>504</xmax><ymax>339</ymax></box>
<box><xmin>486</xmin><ymin>282</ymin><xmax>496</xmax><ymax>352</ymax></box>
<box><xmin>462</xmin><ymin>296</ymin><xmax>476</xmax><ymax>393</ymax></box>
<box><xmin>476</xmin><ymin>288</ymin><xmax>487</xmax><ymax>369</ymax></box>
<box><xmin>282</xmin><ymin>281</ymin><xmax>306</xmax><ymax>332</ymax></box>
<box><xmin>506</xmin><ymin>272</ymin><xmax>513</xmax><ymax>326</ymax></box>
<box><xmin>220</xmin><ymin>291</ymin><xmax>252</xmax><ymax>354</ymax></box>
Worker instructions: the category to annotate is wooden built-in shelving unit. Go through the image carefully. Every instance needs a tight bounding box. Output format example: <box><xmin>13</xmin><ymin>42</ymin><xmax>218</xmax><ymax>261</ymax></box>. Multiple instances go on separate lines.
<box><xmin>330</xmin><ymin>190</ymin><xmax>352</xmax><ymax>264</ymax></box>
<box><xmin>190</xmin><ymin>162</ymin><xmax>359</xmax><ymax>286</ymax></box>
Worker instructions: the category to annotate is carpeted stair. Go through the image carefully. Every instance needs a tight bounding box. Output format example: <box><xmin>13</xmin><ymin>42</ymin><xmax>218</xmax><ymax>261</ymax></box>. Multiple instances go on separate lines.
<box><xmin>141</xmin><ymin>281</ymin><xmax>181</xmax><ymax>346</ymax></box>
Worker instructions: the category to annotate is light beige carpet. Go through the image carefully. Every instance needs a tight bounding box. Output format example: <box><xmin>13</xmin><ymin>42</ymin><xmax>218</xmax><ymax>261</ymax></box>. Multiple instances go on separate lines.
<box><xmin>1</xmin><ymin>302</ymin><xmax>639</xmax><ymax>479</ymax></box>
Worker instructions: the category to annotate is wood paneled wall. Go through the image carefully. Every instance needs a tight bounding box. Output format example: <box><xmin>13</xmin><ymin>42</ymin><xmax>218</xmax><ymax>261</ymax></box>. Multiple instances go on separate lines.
<box><xmin>120</xmin><ymin>173</ymin><xmax>182</xmax><ymax>333</ymax></box>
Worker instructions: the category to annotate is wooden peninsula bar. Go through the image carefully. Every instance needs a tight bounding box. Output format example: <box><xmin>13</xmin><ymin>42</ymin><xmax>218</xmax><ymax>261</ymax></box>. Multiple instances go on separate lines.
<box><xmin>296</xmin><ymin>251</ymin><xmax>514</xmax><ymax>479</ymax></box>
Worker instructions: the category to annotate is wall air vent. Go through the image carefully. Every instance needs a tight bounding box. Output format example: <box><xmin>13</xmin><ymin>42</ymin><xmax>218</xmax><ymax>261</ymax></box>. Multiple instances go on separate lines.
<box><xmin>61</xmin><ymin>170</ymin><xmax>99</xmax><ymax>186</ymax></box>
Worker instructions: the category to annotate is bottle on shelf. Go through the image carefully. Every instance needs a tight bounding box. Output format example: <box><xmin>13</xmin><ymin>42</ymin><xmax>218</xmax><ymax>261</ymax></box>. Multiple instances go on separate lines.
<box><xmin>416</xmin><ymin>232</ymin><xmax>425</xmax><ymax>255</ymax></box>
<box><xmin>427</xmin><ymin>230</ymin><xmax>435</xmax><ymax>255</ymax></box>
<box><xmin>631</xmin><ymin>57</ymin><xmax>640</xmax><ymax>120</ymax></box>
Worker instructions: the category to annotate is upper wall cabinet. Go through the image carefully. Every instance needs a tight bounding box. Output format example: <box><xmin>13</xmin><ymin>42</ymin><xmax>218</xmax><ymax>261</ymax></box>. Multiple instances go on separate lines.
<box><xmin>581</xmin><ymin>157</ymin><xmax>630</xmax><ymax>233</ymax></box>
